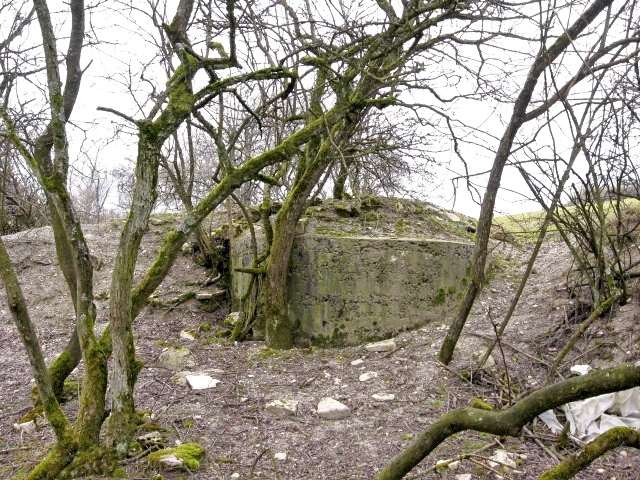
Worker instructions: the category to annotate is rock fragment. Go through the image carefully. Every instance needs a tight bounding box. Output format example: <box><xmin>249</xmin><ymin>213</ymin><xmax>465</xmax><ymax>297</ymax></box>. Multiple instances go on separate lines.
<box><xmin>317</xmin><ymin>397</ymin><xmax>351</xmax><ymax>420</ymax></box>
<box><xmin>265</xmin><ymin>399</ymin><xmax>298</xmax><ymax>415</ymax></box>
<box><xmin>365</xmin><ymin>339</ymin><xmax>396</xmax><ymax>352</ymax></box>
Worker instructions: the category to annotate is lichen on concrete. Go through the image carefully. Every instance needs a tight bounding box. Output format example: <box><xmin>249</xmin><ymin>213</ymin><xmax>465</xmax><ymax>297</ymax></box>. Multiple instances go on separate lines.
<box><xmin>231</xmin><ymin>198</ymin><xmax>475</xmax><ymax>346</ymax></box>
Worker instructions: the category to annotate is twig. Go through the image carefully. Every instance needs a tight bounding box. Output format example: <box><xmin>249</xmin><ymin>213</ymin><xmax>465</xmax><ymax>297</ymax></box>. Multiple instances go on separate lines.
<box><xmin>97</xmin><ymin>106</ymin><xmax>137</xmax><ymax>124</ymax></box>
<box><xmin>523</xmin><ymin>426</ymin><xmax>562</xmax><ymax>464</ymax></box>
<box><xmin>428</xmin><ymin>354</ymin><xmax>476</xmax><ymax>389</ymax></box>
<box><xmin>468</xmin><ymin>332</ymin><xmax>551</xmax><ymax>368</ymax></box>
<box><xmin>490</xmin><ymin>307</ymin><xmax>513</xmax><ymax>405</ymax></box>
<box><xmin>119</xmin><ymin>447</ymin><xmax>153</xmax><ymax>465</ymax></box>
<box><xmin>382</xmin><ymin>339</ymin><xmax>411</xmax><ymax>358</ymax></box>
<box><xmin>248</xmin><ymin>448</ymin><xmax>282</xmax><ymax>480</ymax></box>
<box><xmin>0</xmin><ymin>446</ymin><xmax>31</xmax><ymax>454</ymax></box>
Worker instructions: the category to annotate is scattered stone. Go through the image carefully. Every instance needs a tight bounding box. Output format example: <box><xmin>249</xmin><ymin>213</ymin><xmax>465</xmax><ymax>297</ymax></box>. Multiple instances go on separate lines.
<box><xmin>570</xmin><ymin>364</ymin><xmax>593</xmax><ymax>376</ymax></box>
<box><xmin>471</xmin><ymin>350</ymin><xmax>496</xmax><ymax>369</ymax></box>
<box><xmin>456</xmin><ymin>474</ymin><xmax>472</xmax><ymax>480</ymax></box>
<box><xmin>317</xmin><ymin>397</ymin><xmax>351</xmax><ymax>420</ymax></box>
<box><xmin>372</xmin><ymin>393</ymin><xmax>395</xmax><ymax>402</ymax></box>
<box><xmin>180</xmin><ymin>329</ymin><xmax>196</xmax><ymax>341</ymax></box>
<box><xmin>196</xmin><ymin>292</ymin><xmax>214</xmax><ymax>301</ymax></box>
<box><xmin>351</xmin><ymin>358</ymin><xmax>365</xmax><ymax>366</ymax></box>
<box><xmin>225</xmin><ymin>312</ymin><xmax>241</xmax><ymax>326</ymax></box>
<box><xmin>186</xmin><ymin>375</ymin><xmax>221</xmax><ymax>390</ymax></box>
<box><xmin>265</xmin><ymin>399</ymin><xmax>298</xmax><ymax>415</ymax></box>
<box><xmin>365</xmin><ymin>338</ymin><xmax>396</xmax><ymax>352</ymax></box>
<box><xmin>274</xmin><ymin>452</ymin><xmax>287</xmax><ymax>461</ymax></box>
<box><xmin>13</xmin><ymin>420</ymin><xmax>37</xmax><ymax>434</ymax></box>
<box><xmin>138</xmin><ymin>431</ymin><xmax>164</xmax><ymax>449</ymax></box>
<box><xmin>436</xmin><ymin>459</ymin><xmax>459</xmax><ymax>470</ymax></box>
<box><xmin>158</xmin><ymin>346</ymin><xmax>194</xmax><ymax>370</ymax></box>
<box><xmin>359</xmin><ymin>371</ymin><xmax>378</xmax><ymax>382</ymax></box>
<box><xmin>488</xmin><ymin>449</ymin><xmax>518</xmax><ymax>474</ymax></box>
<box><xmin>231</xmin><ymin>473</ymin><xmax>240</xmax><ymax>479</ymax></box>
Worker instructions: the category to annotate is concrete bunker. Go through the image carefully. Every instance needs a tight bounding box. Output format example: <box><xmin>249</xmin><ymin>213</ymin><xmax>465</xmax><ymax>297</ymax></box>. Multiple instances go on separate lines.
<box><xmin>231</xmin><ymin>199</ymin><xmax>475</xmax><ymax>346</ymax></box>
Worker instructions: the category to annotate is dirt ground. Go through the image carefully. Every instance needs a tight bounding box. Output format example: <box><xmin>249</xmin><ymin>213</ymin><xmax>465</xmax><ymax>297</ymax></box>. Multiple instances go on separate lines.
<box><xmin>0</xmin><ymin>210</ymin><xmax>639</xmax><ymax>479</ymax></box>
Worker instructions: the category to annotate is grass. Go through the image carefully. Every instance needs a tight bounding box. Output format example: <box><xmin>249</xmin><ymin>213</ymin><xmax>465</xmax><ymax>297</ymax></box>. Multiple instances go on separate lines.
<box><xmin>492</xmin><ymin>198</ymin><xmax>640</xmax><ymax>241</ymax></box>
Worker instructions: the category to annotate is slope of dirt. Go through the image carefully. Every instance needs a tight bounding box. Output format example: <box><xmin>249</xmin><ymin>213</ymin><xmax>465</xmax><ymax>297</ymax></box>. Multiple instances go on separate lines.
<box><xmin>0</xmin><ymin>207</ymin><xmax>639</xmax><ymax>479</ymax></box>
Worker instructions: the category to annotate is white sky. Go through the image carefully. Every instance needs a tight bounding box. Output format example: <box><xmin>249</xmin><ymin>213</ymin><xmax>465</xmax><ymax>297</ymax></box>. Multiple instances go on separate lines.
<box><xmin>3</xmin><ymin>0</ymin><xmax>638</xmax><ymax>219</ymax></box>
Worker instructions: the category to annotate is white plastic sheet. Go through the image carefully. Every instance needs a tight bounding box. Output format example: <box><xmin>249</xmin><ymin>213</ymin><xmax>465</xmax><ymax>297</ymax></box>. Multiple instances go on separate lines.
<box><xmin>538</xmin><ymin>365</ymin><xmax>640</xmax><ymax>442</ymax></box>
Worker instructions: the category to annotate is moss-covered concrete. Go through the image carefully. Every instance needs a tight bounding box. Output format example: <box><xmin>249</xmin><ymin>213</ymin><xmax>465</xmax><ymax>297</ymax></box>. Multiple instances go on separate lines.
<box><xmin>232</xmin><ymin>231</ymin><xmax>473</xmax><ymax>346</ymax></box>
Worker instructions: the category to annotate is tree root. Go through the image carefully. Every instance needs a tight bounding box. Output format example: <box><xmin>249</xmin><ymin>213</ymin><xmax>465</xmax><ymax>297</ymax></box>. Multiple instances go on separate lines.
<box><xmin>375</xmin><ymin>362</ymin><xmax>640</xmax><ymax>480</ymax></box>
<box><xmin>539</xmin><ymin>426</ymin><xmax>639</xmax><ymax>479</ymax></box>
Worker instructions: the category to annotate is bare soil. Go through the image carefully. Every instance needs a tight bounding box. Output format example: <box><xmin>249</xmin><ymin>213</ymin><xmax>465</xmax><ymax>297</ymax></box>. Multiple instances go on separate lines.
<box><xmin>0</xmin><ymin>210</ymin><xmax>639</xmax><ymax>479</ymax></box>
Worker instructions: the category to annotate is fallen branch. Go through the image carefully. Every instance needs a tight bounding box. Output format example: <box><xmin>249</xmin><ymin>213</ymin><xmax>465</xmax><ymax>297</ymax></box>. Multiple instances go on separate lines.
<box><xmin>539</xmin><ymin>426</ymin><xmax>639</xmax><ymax>479</ymax></box>
<box><xmin>375</xmin><ymin>362</ymin><xmax>640</xmax><ymax>480</ymax></box>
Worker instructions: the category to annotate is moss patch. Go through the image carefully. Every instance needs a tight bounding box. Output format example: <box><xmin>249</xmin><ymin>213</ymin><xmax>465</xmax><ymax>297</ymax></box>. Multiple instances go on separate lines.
<box><xmin>147</xmin><ymin>443</ymin><xmax>206</xmax><ymax>470</ymax></box>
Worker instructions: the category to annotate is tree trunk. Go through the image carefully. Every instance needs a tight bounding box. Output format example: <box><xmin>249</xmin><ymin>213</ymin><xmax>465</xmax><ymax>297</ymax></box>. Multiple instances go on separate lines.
<box><xmin>107</xmin><ymin>130</ymin><xmax>160</xmax><ymax>450</ymax></box>
<box><xmin>438</xmin><ymin>0</ymin><xmax>614</xmax><ymax>364</ymax></box>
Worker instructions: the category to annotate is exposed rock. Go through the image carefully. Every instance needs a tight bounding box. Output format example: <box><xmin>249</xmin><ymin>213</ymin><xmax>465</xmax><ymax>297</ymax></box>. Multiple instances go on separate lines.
<box><xmin>359</xmin><ymin>371</ymin><xmax>378</xmax><ymax>382</ymax></box>
<box><xmin>137</xmin><ymin>431</ymin><xmax>164</xmax><ymax>449</ymax></box>
<box><xmin>196</xmin><ymin>292</ymin><xmax>213</xmax><ymax>301</ymax></box>
<box><xmin>570</xmin><ymin>364</ymin><xmax>593</xmax><ymax>375</ymax></box>
<box><xmin>488</xmin><ymin>449</ymin><xmax>518</xmax><ymax>474</ymax></box>
<box><xmin>225</xmin><ymin>312</ymin><xmax>241</xmax><ymax>326</ymax></box>
<box><xmin>456</xmin><ymin>474</ymin><xmax>472</xmax><ymax>480</ymax></box>
<box><xmin>274</xmin><ymin>452</ymin><xmax>287</xmax><ymax>461</ymax></box>
<box><xmin>317</xmin><ymin>397</ymin><xmax>351</xmax><ymax>420</ymax></box>
<box><xmin>436</xmin><ymin>459</ymin><xmax>459</xmax><ymax>470</ymax></box>
<box><xmin>372</xmin><ymin>393</ymin><xmax>395</xmax><ymax>401</ymax></box>
<box><xmin>365</xmin><ymin>338</ymin><xmax>396</xmax><ymax>352</ymax></box>
<box><xmin>158</xmin><ymin>346</ymin><xmax>194</xmax><ymax>370</ymax></box>
<box><xmin>186</xmin><ymin>375</ymin><xmax>221</xmax><ymax>390</ymax></box>
<box><xmin>351</xmin><ymin>358</ymin><xmax>365</xmax><ymax>366</ymax></box>
<box><xmin>265</xmin><ymin>399</ymin><xmax>298</xmax><ymax>415</ymax></box>
<box><xmin>13</xmin><ymin>420</ymin><xmax>37</xmax><ymax>434</ymax></box>
<box><xmin>471</xmin><ymin>350</ymin><xmax>496</xmax><ymax>369</ymax></box>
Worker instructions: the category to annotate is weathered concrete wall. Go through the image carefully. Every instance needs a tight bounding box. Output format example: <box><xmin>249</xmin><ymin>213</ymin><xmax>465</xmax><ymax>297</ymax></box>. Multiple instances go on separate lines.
<box><xmin>232</xmin><ymin>230</ymin><xmax>473</xmax><ymax>346</ymax></box>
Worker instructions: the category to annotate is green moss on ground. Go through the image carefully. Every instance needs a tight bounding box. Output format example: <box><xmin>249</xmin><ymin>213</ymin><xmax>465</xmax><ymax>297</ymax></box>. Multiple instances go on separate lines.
<box><xmin>147</xmin><ymin>443</ymin><xmax>206</xmax><ymax>470</ymax></box>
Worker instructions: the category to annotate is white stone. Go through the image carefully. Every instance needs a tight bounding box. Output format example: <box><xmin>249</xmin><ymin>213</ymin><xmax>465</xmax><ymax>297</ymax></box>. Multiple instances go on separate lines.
<box><xmin>231</xmin><ymin>473</ymin><xmax>240</xmax><ymax>478</ymax></box>
<box><xmin>158</xmin><ymin>346</ymin><xmax>194</xmax><ymax>370</ymax></box>
<box><xmin>456</xmin><ymin>474</ymin><xmax>472</xmax><ymax>480</ymax></box>
<box><xmin>359</xmin><ymin>371</ymin><xmax>378</xmax><ymax>382</ymax></box>
<box><xmin>570</xmin><ymin>364</ymin><xmax>593</xmax><ymax>376</ymax></box>
<box><xmin>351</xmin><ymin>359</ymin><xmax>365</xmax><ymax>366</ymax></box>
<box><xmin>436</xmin><ymin>459</ymin><xmax>459</xmax><ymax>470</ymax></box>
<box><xmin>488</xmin><ymin>449</ymin><xmax>517</xmax><ymax>472</ymax></box>
<box><xmin>226</xmin><ymin>312</ymin><xmax>241</xmax><ymax>325</ymax></box>
<box><xmin>317</xmin><ymin>397</ymin><xmax>351</xmax><ymax>420</ymax></box>
<box><xmin>472</xmin><ymin>350</ymin><xmax>496</xmax><ymax>369</ymax></box>
<box><xmin>157</xmin><ymin>453</ymin><xmax>184</xmax><ymax>468</ymax></box>
<box><xmin>372</xmin><ymin>393</ymin><xmax>395</xmax><ymax>401</ymax></box>
<box><xmin>13</xmin><ymin>420</ymin><xmax>36</xmax><ymax>434</ymax></box>
<box><xmin>365</xmin><ymin>339</ymin><xmax>396</xmax><ymax>352</ymax></box>
<box><xmin>186</xmin><ymin>375</ymin><xmax>221</xmax><ymax>390</ymax></box>
<box><xmin>265</xmin><ymin>399</ymin><xmax>298</xmax><ymax>415</ymax></box>
<box><xmin>180</xmin><ymin>330</ymin><xmax>195</xmax><ymax>340</ymax></box>
<box><xmin>274</xmin><ymin>452</ymin><xmax>287</xmax><ymax>461</ymax></box>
